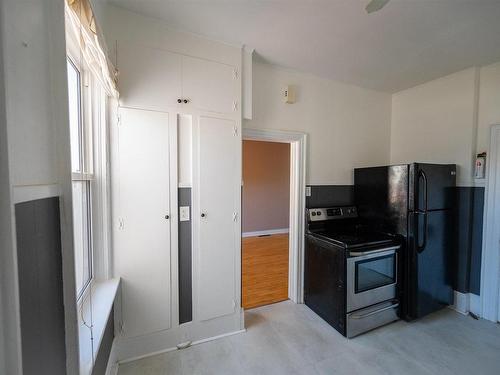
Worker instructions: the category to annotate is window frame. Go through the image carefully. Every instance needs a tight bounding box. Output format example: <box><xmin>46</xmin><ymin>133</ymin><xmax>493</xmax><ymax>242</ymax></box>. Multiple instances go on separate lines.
<box><xmin>67</xmin><ymin>54</ymin><xmax>95</xmax><ymax>302</ymax></box>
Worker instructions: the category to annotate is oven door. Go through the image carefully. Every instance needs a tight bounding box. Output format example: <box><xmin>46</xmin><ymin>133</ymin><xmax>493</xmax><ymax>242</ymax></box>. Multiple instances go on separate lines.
<box><xmin>346</xmin><ymin>247</ymin><xmax>398</xmax><ymax>312</ymax></box>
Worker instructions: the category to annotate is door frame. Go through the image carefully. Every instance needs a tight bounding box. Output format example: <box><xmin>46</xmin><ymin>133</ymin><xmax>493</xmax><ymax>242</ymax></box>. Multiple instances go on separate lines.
<box><xmin>480</xmin><ymin>124</ymin><xmax>500</xmax><ymax>322</ymax></box>
<box><xmin>242</xmin><ymin>128</ymin><xmax>307</xmax><ymax>303</ymax></box>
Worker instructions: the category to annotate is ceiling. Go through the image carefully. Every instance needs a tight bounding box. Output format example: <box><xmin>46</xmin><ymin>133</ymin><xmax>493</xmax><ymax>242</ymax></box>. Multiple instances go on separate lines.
<box><xmin>106</xmin><ymin>0</ymin><xmax>500</xmax><ymax>93</ymax></box>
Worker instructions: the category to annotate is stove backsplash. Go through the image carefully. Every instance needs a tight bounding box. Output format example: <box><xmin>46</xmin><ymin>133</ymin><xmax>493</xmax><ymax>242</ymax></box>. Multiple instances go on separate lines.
<box><xmin>306</xmin><ymin>185</ymin><xmax>354</xmax><ymax>208</ymax></box>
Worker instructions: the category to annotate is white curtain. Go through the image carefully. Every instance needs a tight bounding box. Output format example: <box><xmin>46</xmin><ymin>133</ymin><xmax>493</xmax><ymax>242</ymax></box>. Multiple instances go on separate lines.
<box><xmin>65</xmin><ymin>0</ymin><xmax>118</xmax><ymax>98</ymax></box>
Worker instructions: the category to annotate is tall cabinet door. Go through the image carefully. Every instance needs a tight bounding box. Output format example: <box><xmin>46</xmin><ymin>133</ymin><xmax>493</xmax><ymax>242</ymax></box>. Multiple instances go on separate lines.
<box><xmin>195</xmin><ymin>116</ymin><xmax>240</xmax><ymax>321</ymax></box>
<box><xmin>114</xmin><ymin>107</ymin><xmax>172</xmax><ymax>338</ymax></box>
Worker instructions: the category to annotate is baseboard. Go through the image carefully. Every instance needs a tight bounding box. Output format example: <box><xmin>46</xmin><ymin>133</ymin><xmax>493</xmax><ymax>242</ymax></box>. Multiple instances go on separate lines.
<box><xmin>190</xmin><ymin>328</ymin><xmax>246</xmax><ymax>346</ymax></box>
<box><xmin>242</xmin><ymin>228</ymin><xmax>289</xmax><ymax>238</ymax></box>
<box><xmin>449</xmin><ymin>291</ymin><xmax>481</xmax><ymax>317</ymax></box>
<box><xmin>469</xmin><ymin>293</ymin><xmax>481</xmax><ymax>316</ymax></box>
<box><xmin>113</xmin><ymin>309</ymin><xmax>245</xmax><ymax>364</ymax></box>
<box><xmin>450</xmin><ymin>290</ymin><xmax>469</xmax><ymax>315</ymax></box>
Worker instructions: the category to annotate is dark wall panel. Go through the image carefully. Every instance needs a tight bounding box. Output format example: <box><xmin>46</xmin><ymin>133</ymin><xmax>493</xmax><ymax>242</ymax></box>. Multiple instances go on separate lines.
<box><xmin>454</xmin><ymin>187</ymin><xmax>474</xmax><ymax>293</ymax></box>
<box><xmin>453</xmin><ymin>186</ymin><xmax>484</xmax><ymax>294</ymax></box>
<box><xmin>15</xmin><ymin>197</ymin><xmax>66</xmax><ymax>375</ymax></box>
<box><xmin>306</xmin><ymin>185</ymin><xmax>354</xmax><ymax>208</ymax></box>
<box><xmin>178</xmin><ymin>187</ymin><xmax>192</xmax><ymax>324</ymax></box>
<box><xmin>469</xmin><ymin>187</ymin><xmax>484</xmax><ymax>295</ymax></box>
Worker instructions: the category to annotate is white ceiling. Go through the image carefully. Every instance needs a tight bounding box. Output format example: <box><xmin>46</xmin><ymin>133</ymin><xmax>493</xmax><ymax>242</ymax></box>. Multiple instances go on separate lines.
<box><xmin>107</xmin><ymin>0</ymin><xmax>500</xmax><ymax>92</ymax></box>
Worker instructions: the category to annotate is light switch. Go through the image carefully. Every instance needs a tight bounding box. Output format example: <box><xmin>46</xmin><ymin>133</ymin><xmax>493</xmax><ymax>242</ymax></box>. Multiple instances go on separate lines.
<box><xmin>180</xmin><ymin>206</ymin><xmax>190</xmax><ymax>222</ymax></box>
<box><xmin>305</xmin><ymin>186</ymin><xmax>312</xmax><ymax>197</ymax></box>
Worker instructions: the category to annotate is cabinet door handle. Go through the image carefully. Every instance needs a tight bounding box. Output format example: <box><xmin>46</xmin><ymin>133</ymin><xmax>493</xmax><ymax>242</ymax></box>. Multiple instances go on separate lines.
<box><xmin>164</xmin><ymin>214</ymin><xmax>170</xmax><ymax>220</ymax></box>
<box><xmin>201</xmin><ymin>213</ymin><xmax>206</xmax><ymax>218</ymax></box>
<box><xmin>183</xmin><ymin>99</ymin><xmax>189</xmax><ymax>104</ymax></box>
<box><xmin>177</xmin><ymin>98</ymin><xmax>182</xmax><ymax>104</ymax></box>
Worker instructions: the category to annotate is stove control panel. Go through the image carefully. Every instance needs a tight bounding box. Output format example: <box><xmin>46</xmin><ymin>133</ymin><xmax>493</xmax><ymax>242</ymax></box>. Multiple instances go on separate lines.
<box><xmin>308</xmin><ymin>206</ymin><xmax>357</xmax><ymax>222</ymax></box>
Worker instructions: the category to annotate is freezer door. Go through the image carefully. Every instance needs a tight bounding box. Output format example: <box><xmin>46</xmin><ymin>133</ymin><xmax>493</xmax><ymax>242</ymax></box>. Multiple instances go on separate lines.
<box><xmin>407</xmin><ymin>209</ymin><xmax>454</xmax><ymax>319</ymax></box>
<box><xmin>409</xmin><ymin>163</ymin><xmax>456</xmax><ymax>211</ymax></box>
<box><xmin>354</xmin><ymin>165</ymin><xmax>409</xmax><ymax>236</ymax></box>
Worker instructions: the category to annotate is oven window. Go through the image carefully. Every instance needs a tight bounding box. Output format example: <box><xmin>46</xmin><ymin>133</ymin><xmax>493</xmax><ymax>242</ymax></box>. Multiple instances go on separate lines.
<box><xmin>355</xmin><ymin>254</ymin><xmax>395</xmax><ymax>293</ymax></box>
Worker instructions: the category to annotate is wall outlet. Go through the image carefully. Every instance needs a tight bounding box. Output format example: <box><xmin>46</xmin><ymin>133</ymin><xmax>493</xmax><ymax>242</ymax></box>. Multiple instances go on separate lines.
<box><xmin>180</xmin><ymin>206</ymin><xmax>190</xmax><ymax>222</ymax></box>
<box><xmin>305</xmin><ymin>186</ymin><xmax>312</xmax><ymax>197</ymax></box>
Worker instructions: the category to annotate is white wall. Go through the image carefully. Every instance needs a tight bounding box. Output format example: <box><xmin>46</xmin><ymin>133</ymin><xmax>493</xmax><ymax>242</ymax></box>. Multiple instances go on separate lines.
<box><xmin>390</xmin><ymin>62</ymin><xmax>500</xmax><ymax>186</ymax></box>
<box><xmin>102</xmin><ymin>5</ymin><xmax>241</xmax><ymax>72</ymax></box>
<box><xmin>478</xmin><ymin>61</ymin><xmax>500</xmax><ymax>153</ymax></box>
<box><xmin>391</xmin><ymin>68</ymin><xmax>478</xmax><ymax>185</ymax></box>
<box><xmin>0</xmin><ymin>1</ymin><xmax>78</xmax><ymax>374</ymax></box>
<box><xmin>244</xmin><ymin>62</ymin><xmax>392</xmax><ymax>185</ymax></box>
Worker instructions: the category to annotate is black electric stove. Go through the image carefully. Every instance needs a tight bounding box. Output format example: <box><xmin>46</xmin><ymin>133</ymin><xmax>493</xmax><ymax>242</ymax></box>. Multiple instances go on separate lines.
<box><xmin>304</xmin><ymin>206</ymin><xmax>400</xmax><ymax>338</ymax></box>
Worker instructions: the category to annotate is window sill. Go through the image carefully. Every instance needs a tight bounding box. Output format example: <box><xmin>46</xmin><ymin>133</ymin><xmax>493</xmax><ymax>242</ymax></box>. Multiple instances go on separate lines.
<box><xmin>91</xmin><ymin>278</ymin><xmax>120</xmax><ymax>353</ymax></box>
<box><xmin>78</xmin><ymin>277</ymin><xmax>120</xmax><ymax>375</ymax></box>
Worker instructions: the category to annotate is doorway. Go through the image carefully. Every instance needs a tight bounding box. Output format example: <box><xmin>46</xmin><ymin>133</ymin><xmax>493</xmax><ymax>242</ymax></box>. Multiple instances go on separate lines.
<box><xmin>241</xmin><ymin>128</ymin><xmax>307</xmax><ymax>309</ymax></box>
<box><xmin>242</xmin><ymin>140</ymin><xmax>291</xmax><ymax>309</ymax></box>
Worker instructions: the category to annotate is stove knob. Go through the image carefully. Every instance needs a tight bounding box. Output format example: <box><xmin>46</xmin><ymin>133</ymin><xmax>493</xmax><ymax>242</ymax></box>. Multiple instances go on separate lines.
<box><xmin>317</xmin><ymin>211</ymin><xmax>322</xmax><ymax>216</ymax></box>
<box><xmin>311</xmin><ymin>212</ymin><xmax>317</xmax><ymax>216</ymax></box>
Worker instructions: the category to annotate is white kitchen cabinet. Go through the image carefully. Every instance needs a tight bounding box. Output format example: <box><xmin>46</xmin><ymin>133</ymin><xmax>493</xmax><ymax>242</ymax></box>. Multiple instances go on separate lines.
<box><xmin>118</xmin><ymin>43</ymin><xmax>182</xmax><ymax>111</ymax></box>
<box><xmin>117</xmin><ymin>41</ymin><xmax>238</xmax><ymax>115</ymax></box>
<box><xmin>194</xmin><ymin>116</ymin><xmax>240</xmax><ymax>322</ymax></box>
<box><xmin>182</xmin><ymin>56</ymin><xmax>239</xmax><ymax>114</ymax></box>
<box><xmin>111</xmin><ymin>37</ymin><xmax>242</xmax><ymax>357</ymax></box>
<box><xmin>114</xmin><ymin>107</ymin><xmax>173</xmax><ymax>338</ymax></box>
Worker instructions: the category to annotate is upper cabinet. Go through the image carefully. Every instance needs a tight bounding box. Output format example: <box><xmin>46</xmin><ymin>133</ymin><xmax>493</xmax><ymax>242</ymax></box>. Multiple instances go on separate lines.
<box><xmin>182</xmin><ymin>56</ymin><xmax>238</xmax><ymax>115</ymax></box>
<box><xmin>118</xmin><ymin>42</ymin><xmax>182</xmax><ymax>111</ymax></box>
<box><xmin>118</xmin><ymin>42</ymin><xmax>238</xmax><ymax>115</ymax></box>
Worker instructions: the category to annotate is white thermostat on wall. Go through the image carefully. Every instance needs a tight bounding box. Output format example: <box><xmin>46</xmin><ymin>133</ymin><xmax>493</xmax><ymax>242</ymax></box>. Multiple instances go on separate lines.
<box><xmin>283</xmin><ymin>85</ymin><xmax>296</xmax><ymax>104</ymax></box>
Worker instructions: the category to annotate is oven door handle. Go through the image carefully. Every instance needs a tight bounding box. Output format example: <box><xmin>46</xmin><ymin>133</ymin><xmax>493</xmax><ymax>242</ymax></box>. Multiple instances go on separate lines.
<box><xmin>349</xmin><ymin>302</ymin><xmax>400</xmax><ymax>320</ymax></box>
<box><xmin>349</xmin><ymin>245</ymin><xmax>399</xmax><ymax>257</ymax></box>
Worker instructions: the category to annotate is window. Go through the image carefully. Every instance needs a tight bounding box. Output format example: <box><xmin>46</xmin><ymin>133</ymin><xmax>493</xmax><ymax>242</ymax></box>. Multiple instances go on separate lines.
<box><xmin>67</xmin><ymin>58</ymin><xmax>93</xmax><ymax>299</ymax></box>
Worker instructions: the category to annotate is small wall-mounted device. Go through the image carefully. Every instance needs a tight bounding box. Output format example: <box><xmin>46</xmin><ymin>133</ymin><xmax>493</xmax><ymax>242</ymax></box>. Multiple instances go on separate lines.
<box><xmin>283</xmin><ymin>85</ymin><xmax>296</xmax><ymax>104</ymax></box>
<box><xmin>475</xmin><ymin>152</ymin><xmax>486</xmax><ymax>179</ymax></box>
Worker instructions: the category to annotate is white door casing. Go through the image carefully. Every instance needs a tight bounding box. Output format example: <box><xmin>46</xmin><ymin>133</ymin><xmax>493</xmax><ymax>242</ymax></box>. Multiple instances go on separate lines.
<box><xmin>195</xmin><ymin>116</ymin><xmax>240</xmax><ymax>321</ymax></box>
<box><xmin>114</xmin><ymin>107</ymin><xmax>172</xmax><ymax>338</ymax></box>
<box><xmin>480</xmin><ymin>124</ymin><xmax>500</xmax><ymax>322</ymax></box>
<box><xmin>242</xmin><ymin>128</ymin><xmax>307</xmax><ymax>304</ymax></box>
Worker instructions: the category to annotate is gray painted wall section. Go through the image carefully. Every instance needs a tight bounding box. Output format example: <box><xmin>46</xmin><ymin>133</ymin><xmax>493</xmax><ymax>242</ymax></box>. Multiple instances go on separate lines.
<box><xmin>454</xmin><ymin>186</ymin><xmax>484</xmax><ymax>294</ymax></box>
<box><xmin>178</xmin><ymin>188</ymin><xmax>192</xmax><ymax>323</ymax></box>
<box><xmin>306</xmin><ymin>185</ymin><xmax>355</xmax><ymax>208</ymax></box>
<box><xmin>469</xmin><ymin>187</ymin><xmax>484</xmax><ymax>295</ymax></box>
<box><xmin>15</xmin><ymin>198</ymin><xmax>66</xmax><ymax>375</ymax></box>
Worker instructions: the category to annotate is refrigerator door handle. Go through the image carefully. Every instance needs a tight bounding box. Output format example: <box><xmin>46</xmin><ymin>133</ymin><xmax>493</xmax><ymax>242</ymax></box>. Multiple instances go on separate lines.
<box><xmin>418</xmin><ymin>169</ymin><xmax>428</xmax><ymax>212</ymax></box>
<box><xmin>415</xmin><ymin>169</ymin><xmax>428</xmax><ymax>253</ymax></box>
<box><xmin>415</xmin><ymin>211</ymin><xmax>428</xmax><ymax>253</ymax></box>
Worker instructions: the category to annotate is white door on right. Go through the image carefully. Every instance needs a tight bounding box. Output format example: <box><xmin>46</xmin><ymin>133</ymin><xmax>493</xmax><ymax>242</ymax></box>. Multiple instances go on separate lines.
<box><xmin>196</xmin><ymin>116</ymin><xmax>240</xmax><ymax>321</ymax></box>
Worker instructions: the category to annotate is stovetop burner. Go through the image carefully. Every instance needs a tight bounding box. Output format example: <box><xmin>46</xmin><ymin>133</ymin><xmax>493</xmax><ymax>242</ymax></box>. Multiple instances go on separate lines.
<box><xmin>306</xmin><ymin>206</ymin><xmax>398</xmax><ymax>249</ymax></box>
<box><xmin>311</xmin><ymin>230</ymin><xmax>396</xmax><ymax>249</ymax></box>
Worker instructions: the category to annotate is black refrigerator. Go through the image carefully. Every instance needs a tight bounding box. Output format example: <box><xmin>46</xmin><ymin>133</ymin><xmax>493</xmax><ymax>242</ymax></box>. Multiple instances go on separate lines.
<box><xmin>354</xmin><ymin>163</ymin><xmax>456</xmax><ymax>321</ymax></box>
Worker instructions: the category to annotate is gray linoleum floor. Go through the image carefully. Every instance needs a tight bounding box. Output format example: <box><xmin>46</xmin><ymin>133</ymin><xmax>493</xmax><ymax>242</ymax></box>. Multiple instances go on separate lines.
<box><xmin>118</xmin><ymin>300</ymin><xmax>500</xmax><ymax>375</ymax></box>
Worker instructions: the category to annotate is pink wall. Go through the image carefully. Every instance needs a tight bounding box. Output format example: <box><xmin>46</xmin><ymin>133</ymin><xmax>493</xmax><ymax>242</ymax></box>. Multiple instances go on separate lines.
<box><xmin>242</xmin><ymin>140</ymin><xmax>290</xmax><ymax>233</ymax></box>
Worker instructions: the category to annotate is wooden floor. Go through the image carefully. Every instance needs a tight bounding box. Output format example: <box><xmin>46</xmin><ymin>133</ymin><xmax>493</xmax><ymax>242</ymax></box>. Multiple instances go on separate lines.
<box><xmin>242</xmin><ymin>233</ymin><xmax>289</xmax><ymax>309</ymax></box>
